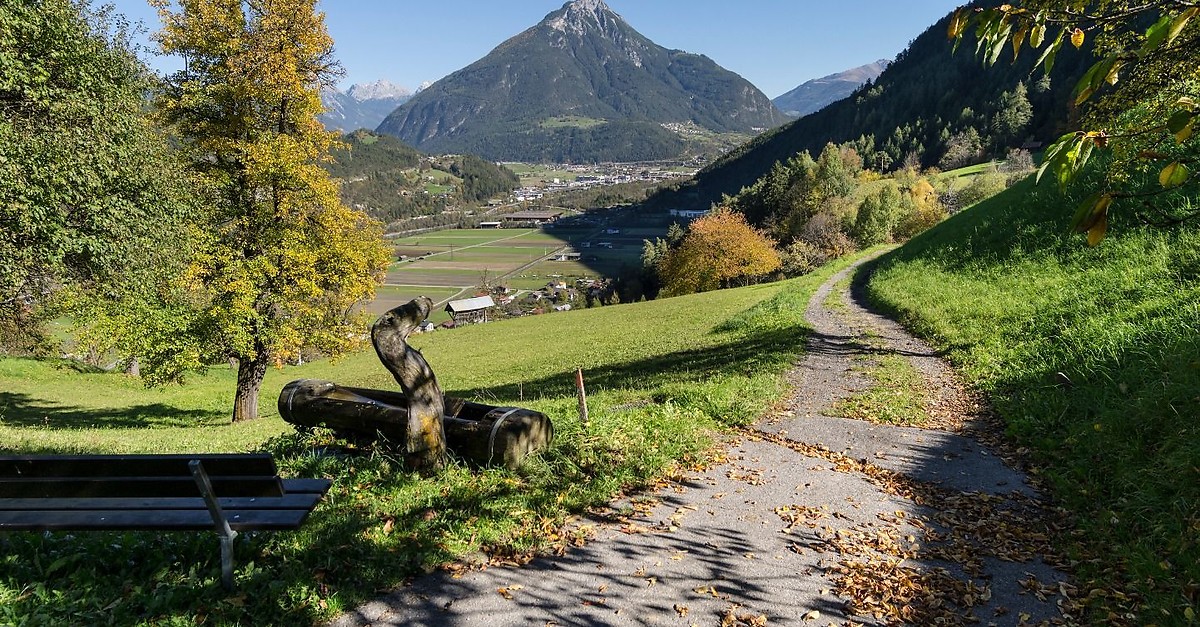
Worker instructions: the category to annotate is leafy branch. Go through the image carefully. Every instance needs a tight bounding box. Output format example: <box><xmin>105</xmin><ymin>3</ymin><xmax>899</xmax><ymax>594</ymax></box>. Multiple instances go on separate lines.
<box><xmin>950</xmin><ymin>1</ymin><xmax>1198</xmax><ymax>244</ymax></box>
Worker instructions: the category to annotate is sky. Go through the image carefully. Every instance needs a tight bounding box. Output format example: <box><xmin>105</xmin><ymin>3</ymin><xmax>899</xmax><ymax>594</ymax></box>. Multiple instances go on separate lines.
<box><xmin>106</xmin><ymin>0</ymin><xmax>965</xmax><ymax>99</ymax></box>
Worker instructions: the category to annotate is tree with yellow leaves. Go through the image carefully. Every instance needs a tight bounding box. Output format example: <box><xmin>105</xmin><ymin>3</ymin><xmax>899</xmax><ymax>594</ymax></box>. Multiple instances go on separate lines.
<box><xmin>152</xmin><ymin>0</ymin><xmax>389</xmax><ymax>422</ymax></box>
<box><xmin>659</xmin><ymin>208</ymin><xmax>782</xmax><ymax>297</ymax></box>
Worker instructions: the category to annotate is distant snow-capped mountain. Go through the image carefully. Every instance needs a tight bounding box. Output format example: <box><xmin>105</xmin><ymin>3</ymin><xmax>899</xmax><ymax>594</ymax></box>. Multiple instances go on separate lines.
<box><xmin>319</xmin><ymin>80</ymin><xmax>413</xmax><ymax>133</ymax></box>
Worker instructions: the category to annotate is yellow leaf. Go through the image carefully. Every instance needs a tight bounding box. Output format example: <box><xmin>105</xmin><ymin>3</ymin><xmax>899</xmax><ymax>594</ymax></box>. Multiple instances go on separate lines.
<box><xmin>948</xmin><ymin>8</ymin><xmax>970</xmax><ymax>39</ymax></box>
<box><xmin>1176</xmin><ymin>118</ymin><xmax>1195</xmax><ymax>144</ymax></box>
<box><xmin>1071</xmin><ymin>27</ymin><xmax>1085</xmax><ymax>48</ymax></box>
<box><xmin>1104</xmin><ymin>60</ymin><xmax>1122</xmax><ymax>85</ymax></box>
<box><xmin>1185</xmin><ymin>606</ymin><xmax>1195</xmax><ymax>620</ymax></box>
<box><xmin>1030</xmin><ymin>23</ymin><xmax>1046</xmax><ymax>48</ymax></box>
<box><xmin>1169</xmin><ymin>8</ymin><xmax>1199</xmax><ymax>44</ymax></box>
<box><xmin>1087</xmin><ymin>211</ymin><xmax>1108</xmax><ymax>247</ymax></box>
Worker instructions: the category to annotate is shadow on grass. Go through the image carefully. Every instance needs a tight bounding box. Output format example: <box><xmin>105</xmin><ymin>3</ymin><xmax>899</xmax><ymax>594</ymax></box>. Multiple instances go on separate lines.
<box><xmin>443</xmin><ymin>323</ymin><xmax>812</xmax><ymax>404</ymax></box>
<box><xmin>0</xmin><ymin>391</ymin><xmax>224</xmax><ymax>429</ymax></box>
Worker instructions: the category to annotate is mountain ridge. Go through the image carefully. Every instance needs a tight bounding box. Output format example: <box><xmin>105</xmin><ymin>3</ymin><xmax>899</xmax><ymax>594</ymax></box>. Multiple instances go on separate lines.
<box><xmin>773</xmin><ymin>60</ymin><xmax>889</xmax><ymax>118</ymax></box>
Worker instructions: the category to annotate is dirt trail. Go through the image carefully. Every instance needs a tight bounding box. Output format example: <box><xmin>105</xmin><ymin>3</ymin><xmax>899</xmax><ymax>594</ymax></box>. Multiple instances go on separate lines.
<box><xmin>332</xmin><ymin>256</ymin><xmax>1073</xmax><ymax>626</ymax></box>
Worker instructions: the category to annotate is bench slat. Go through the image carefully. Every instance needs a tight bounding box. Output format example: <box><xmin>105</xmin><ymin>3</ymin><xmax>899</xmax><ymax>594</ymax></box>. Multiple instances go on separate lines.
<box><xmin>0</xmin><ymin>493</ymin><xmax>322</xmax><ymax>512</ymax></box>
<box><xmin>0</xmin><ymin>476</ymin><xmax>284</xmax><ymax>499</ymax></box>
<box><xmin>0</xmin><ymin>454</ymin><xmax>277</xmax><ymax>478</ymax></box>
<box><xmin>0</xmin><ymin>508</ymin><xmax>313</xmax><ymax>531</ymax></box>
<box><xmin>281</xmin><ymin>478</ymin><xmax>332</xmax><ymax>495</ymax></box>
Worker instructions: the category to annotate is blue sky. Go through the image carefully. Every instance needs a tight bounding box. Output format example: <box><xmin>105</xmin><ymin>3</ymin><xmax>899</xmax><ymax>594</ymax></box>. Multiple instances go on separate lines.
<box><xmin>107</xmin><ymin>0</ymin><xmax>964</xmax><ymax>98</ymax></box>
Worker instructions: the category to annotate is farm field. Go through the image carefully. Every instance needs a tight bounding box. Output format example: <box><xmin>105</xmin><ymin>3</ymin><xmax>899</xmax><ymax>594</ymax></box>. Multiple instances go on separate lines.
<box><xmin>379</xmin><ymin>219</ymin><xmax>673</xmax><ymax>311</ymax></box>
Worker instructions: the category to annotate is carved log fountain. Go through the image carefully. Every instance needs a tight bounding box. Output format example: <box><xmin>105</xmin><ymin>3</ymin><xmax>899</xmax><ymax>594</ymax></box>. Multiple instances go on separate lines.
<box><xmin>278</xmin><ymin>297</ymin><xmax>553</xmax><ymax>469</ymax></box>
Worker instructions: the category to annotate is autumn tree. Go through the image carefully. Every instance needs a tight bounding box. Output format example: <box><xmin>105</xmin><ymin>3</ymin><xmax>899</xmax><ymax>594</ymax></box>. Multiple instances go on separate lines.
<box><xmin>659</xmin><ymin>209</ymin><xmax>782</xmax><ymax>297</ymax></box>
<box><xmin>0</xmin><ymin>0</ymin><xmax>196</xmax><ymax>354</ymax></box>
<box><xmin>153</xmin><ymin>0</ymin><xmax>389</xmax><ymax>421</ymax></box>
<box><xmin>952</xmin><ymin>1</ymin><xmax>1199</xmax><ymax>244</ymax></box>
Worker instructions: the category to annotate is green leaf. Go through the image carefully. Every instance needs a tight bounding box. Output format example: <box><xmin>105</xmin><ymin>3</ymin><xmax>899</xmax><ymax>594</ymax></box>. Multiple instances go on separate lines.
<box><xmin>1073</xmin><ymin>57</ymin><xmax>1117</xmax><ymax>105</ymax></box>
<box><xmin>1167</xmin><ymin>110</ymin><xmax>1194</xmax><ymax>134</ymax></box>
<box><xmin>1168</xmin><ymin>7</ymin><xmax>1199</xmax><ymax>44</ymax></box>
<box><xmin>1140</xmin><ymin>13</ymin><xmax>1172</xmax><ymax>56</ymax></box>
<box><xmin>1035</xmin><ymin>31</ymin><xmax>1064</xmax><ymax>74</ymax></box>
<box><xmin>1036</xmin><ymin>132</ymin><xmax>1075</xmax><ymax>186</ymax></box>
<box><xmin>1159</xmin><ymin>162</ymin><xmax>1190</xmax><ymax>187</ymax></box>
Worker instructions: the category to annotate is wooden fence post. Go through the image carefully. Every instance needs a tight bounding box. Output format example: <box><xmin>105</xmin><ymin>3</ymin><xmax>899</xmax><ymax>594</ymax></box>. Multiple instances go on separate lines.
<box><xmin>575</xmin><ymin>368</ymin><xmax>589</xmax><ymax>430</ymax></box>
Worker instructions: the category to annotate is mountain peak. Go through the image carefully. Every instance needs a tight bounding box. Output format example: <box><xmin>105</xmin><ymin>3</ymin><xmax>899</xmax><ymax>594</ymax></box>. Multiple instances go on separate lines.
<box><xmin>347</xmin><ymin>80</ymin><xmax>412</xmax><ymax>102</ymax></box>
<box><xmin>376</xmin><ymin>0</ymin><xmax>785</xmax><ymax>161</ymax></box>
<box><xmin>545</xmin><ymin>0</ymin><xmax>622</xmax><ymax>36</ymax></box>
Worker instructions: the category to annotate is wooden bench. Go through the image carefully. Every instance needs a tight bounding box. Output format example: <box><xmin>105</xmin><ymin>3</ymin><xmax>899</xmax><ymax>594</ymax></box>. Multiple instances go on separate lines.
<box><xmin>0</xmin><ymin>453</ymin><xmax>330</xmax><ymax>589</ymax></box>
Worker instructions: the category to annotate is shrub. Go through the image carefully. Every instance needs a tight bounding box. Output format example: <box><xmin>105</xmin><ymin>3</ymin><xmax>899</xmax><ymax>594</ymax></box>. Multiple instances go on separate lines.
<box><xmin>957</xmin><ymin>168</ymin><xmax>1009</xmax><ymax>207</ymax></box>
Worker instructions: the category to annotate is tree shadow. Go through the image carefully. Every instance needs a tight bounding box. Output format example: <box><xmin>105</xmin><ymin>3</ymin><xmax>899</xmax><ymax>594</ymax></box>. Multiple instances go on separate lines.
<box><xmin>0</xmin><ymin>391</ymin><xmax>224</xmax><ymax>430</ymax></box>
<box><xmin>441</xmin><ymin>323</ymin><xmax>811</xmax><ymax>405</ymax></box>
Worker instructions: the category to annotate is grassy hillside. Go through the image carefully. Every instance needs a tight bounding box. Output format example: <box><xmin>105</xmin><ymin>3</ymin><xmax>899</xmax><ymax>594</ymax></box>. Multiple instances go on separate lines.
<box><xmin>866</xmin><ymin>177</ymin><xmax>1200</xmax><ymax>623</ymax></box>
<box><xmin>0</xmin><ymin>253</ymin><xmax>867</xmax><ymax>625</ymax></box>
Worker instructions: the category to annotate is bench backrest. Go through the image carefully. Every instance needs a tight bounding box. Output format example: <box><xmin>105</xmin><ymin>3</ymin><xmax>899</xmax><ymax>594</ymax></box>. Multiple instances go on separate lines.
<box><xmin>0</xmin><ymin>454</ymin><xmax>285</xmax><ymax>499</ymax></box>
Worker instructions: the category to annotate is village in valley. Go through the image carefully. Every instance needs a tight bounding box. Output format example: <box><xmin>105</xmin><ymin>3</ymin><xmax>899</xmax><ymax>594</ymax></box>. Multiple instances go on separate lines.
<box><xmin>374</xmin><ymin>159</ymin><xmax>708</xmax><ymax>331</ymax></box>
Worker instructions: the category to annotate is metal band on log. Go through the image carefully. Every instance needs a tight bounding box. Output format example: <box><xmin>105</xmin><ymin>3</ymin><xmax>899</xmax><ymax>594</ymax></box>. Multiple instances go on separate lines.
<box><xmin>277</xmin><ymin>379</ymin><xmax>554</xmax><ymax>469</ymax></box>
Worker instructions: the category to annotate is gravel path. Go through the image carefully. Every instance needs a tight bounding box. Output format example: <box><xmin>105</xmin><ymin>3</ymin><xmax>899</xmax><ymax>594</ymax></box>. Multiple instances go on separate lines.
<box><xmin>331</xmin><ymin>256</ymin><xmax>1073</xmax><ymax>626</ymax></box>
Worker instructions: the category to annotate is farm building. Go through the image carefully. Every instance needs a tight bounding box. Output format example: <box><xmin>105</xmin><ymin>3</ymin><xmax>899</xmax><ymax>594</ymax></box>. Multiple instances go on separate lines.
<box><xmin>500</xmin><ymin>209</ymin><xmax>563</xmax><ymax>224</ymax></box>
<box><xmin>445</xmin><ymin>296</ymin><xmax>496</xmax><ymax>325</ymax></box>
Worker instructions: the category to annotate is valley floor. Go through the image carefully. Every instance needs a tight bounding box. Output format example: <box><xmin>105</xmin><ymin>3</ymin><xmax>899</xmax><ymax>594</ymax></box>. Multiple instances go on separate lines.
<box><xmin>331</xmin><ymin>257</ymin><xmax>1077</xmax><ymax>626</ymax></box>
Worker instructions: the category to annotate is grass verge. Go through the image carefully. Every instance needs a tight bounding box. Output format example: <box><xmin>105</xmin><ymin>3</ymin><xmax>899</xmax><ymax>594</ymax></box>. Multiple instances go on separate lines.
<box><xmin>834</xmin><ymin>351</ymin><xmax>931</xmax><ymax>426</ymax></box>
<box><xmin>0</xmin><ymin>252</ymin><xmax>869</xmax><ymax>625</ymax></box>
<box><xmin>865</xmin><ymin>175</ymin><xmax>1200</xmax><ymax>623</ymax></box>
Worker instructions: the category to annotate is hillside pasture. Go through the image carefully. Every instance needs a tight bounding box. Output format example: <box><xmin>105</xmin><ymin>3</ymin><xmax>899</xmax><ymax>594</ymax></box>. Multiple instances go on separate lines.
<box><xmin>866</xmin><ymin>176</ymin><xmax>1200</xmax><ymax>623</ymax></box>
<box><xmin>0</xmin><ymin>252</ymin><xmax>870</xmax><ymax>626</ymax></box>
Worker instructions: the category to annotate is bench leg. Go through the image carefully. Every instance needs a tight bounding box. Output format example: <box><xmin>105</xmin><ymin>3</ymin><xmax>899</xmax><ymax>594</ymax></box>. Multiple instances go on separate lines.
<box><xmin>219</xmin><ymin>533</ymin><xmax>236</xmax><ymax>590</ymax></box>
<box><xmin>189</xmin><ymin>459</ymin><xmax>240</xmax><ymax>590</ymax></box>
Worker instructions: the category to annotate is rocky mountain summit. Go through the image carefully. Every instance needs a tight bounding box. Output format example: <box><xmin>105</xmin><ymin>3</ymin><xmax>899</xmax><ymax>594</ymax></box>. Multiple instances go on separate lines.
<box><xmin>319</xmin><ymin>81</ymin><xmax>413</xmax><ymax>133</ymax></box>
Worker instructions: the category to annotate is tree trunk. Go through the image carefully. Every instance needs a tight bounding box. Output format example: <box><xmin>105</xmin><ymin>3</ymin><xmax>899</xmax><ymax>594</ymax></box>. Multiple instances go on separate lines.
<box><xmin>233</xmin><ymin>350</ymin><xmax>269</xmax><ymax>423</ymax></box>
<box><xmin>371</xmin><ymin>297</ymin><xmax>447</xmax><ymax>470</ymax></box>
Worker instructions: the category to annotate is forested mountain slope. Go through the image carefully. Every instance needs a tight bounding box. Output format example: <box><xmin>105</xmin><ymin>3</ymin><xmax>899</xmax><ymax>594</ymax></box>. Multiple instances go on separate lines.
<box><xmin>655</xmin><ymin>3</ymin><xmax>1092</xmax><ymax>210</ymax></box>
